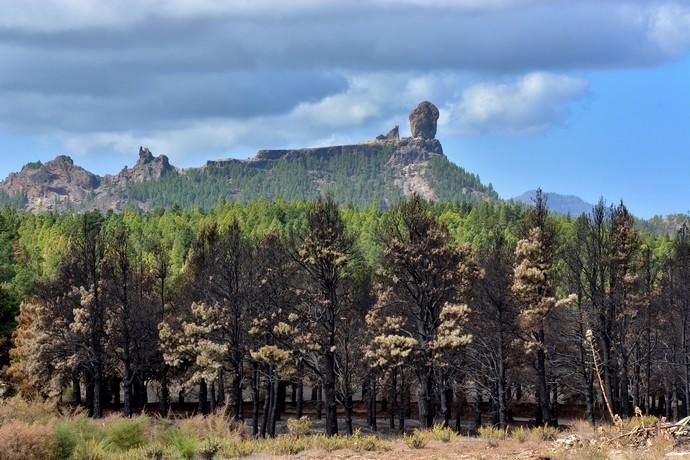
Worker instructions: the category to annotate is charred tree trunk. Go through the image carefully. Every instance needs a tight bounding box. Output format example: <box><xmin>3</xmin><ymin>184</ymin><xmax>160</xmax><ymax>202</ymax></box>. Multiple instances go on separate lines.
<box><xmin>160</xmin><ymin>370</ymin><xmax>170</xmax><ymax>417</ymax></box>
<box><xmin>296</xmin><ymin>364</ymin><xmax>304</xmax><ymax>419</ymax></box>
<box><xmin>72</xmin><ymin>375</ymin><xmax>82</xmax><ymax>405</ymax></box>
<box><xmin>535</xmin><ymin>327</ymin><xmax>551</xmax><ymax>426</ymax></box>
<box><xmin>252</xmin><ymin>364</ymin><xmax>260</xmax><ymax>437</ymax></box>
<box><xmin>198</xmin><ymin>380</ymin><xmax>208</xmax><ymax>415</ymax></box>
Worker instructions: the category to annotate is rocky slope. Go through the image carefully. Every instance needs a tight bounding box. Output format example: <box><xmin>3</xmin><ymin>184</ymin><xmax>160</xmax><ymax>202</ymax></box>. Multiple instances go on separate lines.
<box><xmin>0</xmin><ymin>102</ymin><xmax>497</xmax><ymax>212</ymax></box>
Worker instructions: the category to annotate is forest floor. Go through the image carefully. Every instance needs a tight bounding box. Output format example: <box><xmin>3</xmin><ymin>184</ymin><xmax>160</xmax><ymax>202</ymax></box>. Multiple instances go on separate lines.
<box><xmin>1</xmin><ymin>397</ymin><xmax>688</xmax><ymax>459</ymax></box>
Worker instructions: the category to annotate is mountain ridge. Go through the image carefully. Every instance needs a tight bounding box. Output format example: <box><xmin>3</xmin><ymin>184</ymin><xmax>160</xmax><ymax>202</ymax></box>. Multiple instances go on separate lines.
<box><xmin>0</xmin><ymin>102</ymin><xmax>498</xmax><ymax>212</ymax></box>
<box><xmin>514</xmin><ymin>190</ymin><xmax>595</xmax><ymax>217</ymax></box>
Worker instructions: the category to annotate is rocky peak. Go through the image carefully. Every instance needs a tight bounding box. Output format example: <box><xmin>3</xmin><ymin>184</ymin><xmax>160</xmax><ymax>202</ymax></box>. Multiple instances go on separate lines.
<box><xmin>52</xmin><ymin>155</ymin><xmax>75</xmax><ymax>168</ymax></box>
<box><xmin>376</xmin><ymin>125</ymin><xmax>400</xmax><ymax>141</ymax></box>
<box><xmin>122</xmin><ymin>147</ymin><xmax>173</xmax><ymax>183</ymax></box>
<box><xmin>138</xmin><ymin>147</ymin><xmax>155</xmax><ymax>164</ymax></box>
<box><xmin>409</xmin><ymin>101</ymin><xmax>439</xmax><ymax>139</ymax></box>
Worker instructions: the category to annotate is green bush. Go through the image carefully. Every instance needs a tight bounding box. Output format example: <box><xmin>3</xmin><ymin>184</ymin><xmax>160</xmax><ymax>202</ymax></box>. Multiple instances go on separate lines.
<box><xmin>268</xmin><ymin>436</ymin><xmax>308</xmax><ymax>455</ymax></box>
<box><xmin>403</xmin><ymin>430</ymin><xmax>428</xmax><ymax>449</ymax></box>
<box><xmin>309</xmin><ymin>433</ymin><xmax>350</xmax><ymax>452</ymax></box>
<box><xmin>429</xmin><ymin>423</ymin><xmax>457</xmax><ymax>442</ymax></box>
<box><xmin>510</xmin><ymin>425</ymin><xmax>528</xmax><ymax>443</ymax></box>
<box><xmin>71</xmin><ymin>439</ymin><xmax>108</xmax><ymax>460</ymax></box>
<box><xmin>478</xmin><ymin>425</ymin><xmax>508</xmax><ymax>447</ymax></box>
<box><xmin>530</xmin><ymin>425</ymin><xmax>559</xmax><ymax>441</ymax></box>
<box><xmin>105</xmin><ymin>417</ymin><xmax>145</xmax><ymax>451</ymax></box>
<box><xmin>53</xmin><ymin>421</ymin><xmax>80</xmax><ymax>459</ymax></box>
<box><xmin>124</xmin><ymin>443</ymin><xmax>166</xmax><ymax>460</ymax></box>
<box><xmin>287</xmin><ymin>416</ymin><xmax>312</xmax><ymax>438</ymax></box>
<box><xmin>351</xmin><ymin>429</ymin><xmax>386</xmax><ymax>452</ymax></box>
<box><xmin>163</xmin><ymin>429</ymin><xmax>197</xmax><ymax>460</ymax></box>
<box><xmin>197</xmin><ymin>436</ymin><xmax>224</xmax><ymax>460</ymax></box>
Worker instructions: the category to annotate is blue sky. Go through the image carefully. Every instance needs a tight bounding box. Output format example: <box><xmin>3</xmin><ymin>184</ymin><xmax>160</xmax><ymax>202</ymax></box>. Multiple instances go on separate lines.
<box><xmin>1</xmin><ymin>0</ymin><xmax>690</xmax><ymax>218</ymax></box>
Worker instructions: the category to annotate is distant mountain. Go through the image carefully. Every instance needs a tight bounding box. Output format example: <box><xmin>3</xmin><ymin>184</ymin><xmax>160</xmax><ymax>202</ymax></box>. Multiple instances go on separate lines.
<box><xmin>514</xmin><ymin>190</ymin><xmax>595</xmax><ymax>217</ymax></box>
<box><xmin>0</xmin><ymin>102</ymin><xmax>498</xmax><ymax>212</ymax></box>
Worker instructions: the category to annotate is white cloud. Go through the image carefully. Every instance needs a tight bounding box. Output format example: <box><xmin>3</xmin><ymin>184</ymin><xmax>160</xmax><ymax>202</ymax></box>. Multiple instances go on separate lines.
<box><xmin>447</xmin><ymin>73</ymin><xmax>589</xmax><ymax>135</ymax></box>
<box><xmin>1</xmin><ymin>0</ymin><xmax>688</xmax><ymax>161</ymax></box>
<box><xmin>648</xmin><ymin>3</ymin><xmax>690</xmax><ymax>57</ymax></box>
<box><xmin>60</xmin><ymin>73</ymin><xmax>455</xmax><ymax>163</ymax></box>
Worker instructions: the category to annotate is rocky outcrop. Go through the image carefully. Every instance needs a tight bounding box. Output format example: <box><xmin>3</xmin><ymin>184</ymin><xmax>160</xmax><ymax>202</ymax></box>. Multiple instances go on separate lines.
<box><xmin>119</xmin><ymin>147</ymin><xmax>173</xmax><ymax>183</ymax></box>
<box><xmin>377</xmin><ymin>126</ymin><xmax>400</xmax><ymax>141</ymax></box>
<box><xmin>0</xmin><ymin>148</ymin><xmax>175</xmax><ymax>211</ymax></box>
<box><xmin>0</xmin><ymin>101</ymin><xmax>473</xmax><ymax>211</ymax></box>
<box><xmin>386</xmin><ymin>137</ymin><xmax>443</xmax><ymax>201</ymax></box>
<box><xmin>409</xmin><ymin>101</ymin><xmax>439</xmax><ymax>139</ymax></box>
<box><xmin>1</xmin><ymin>155</ymin><xmax>101</xmax><ymax>210</ymax></box>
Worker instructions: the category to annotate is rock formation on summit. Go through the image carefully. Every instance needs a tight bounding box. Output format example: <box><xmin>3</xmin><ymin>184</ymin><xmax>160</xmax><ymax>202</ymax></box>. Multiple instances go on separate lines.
<box><xmin>409</xmin><ymin>101</ymin><xmax>439</xmax><ymax>139</ymax></box>
<box><xmin>377</xmin><ymin>125</ymin><xmax>400</xmax><ymax>141</ymax></box>
<box><xmin>123</xmin><ymin>147</ymin><xmax>173</xmax><ymax>183</ymax></box>
<box><xmin>0</xmin><ymin>101</ymin><xmax>496</xmax><ymax>211</ymax></box>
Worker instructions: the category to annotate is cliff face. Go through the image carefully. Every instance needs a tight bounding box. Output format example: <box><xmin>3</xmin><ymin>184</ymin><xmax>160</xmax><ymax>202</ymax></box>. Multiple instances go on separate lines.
<box><xmin>1</xmin><ymin>155</ymin><xmax>101</xmax><ymax>211</ymax></box>
<box><xmin>0</xmin><ymin>148</ymin><xmax>175</xmax><ymax>211</ymax></box>
<box><xmin>0</xmin><ymin>101</ymin><xmax>495</xmax><ymax>211</ymax></box>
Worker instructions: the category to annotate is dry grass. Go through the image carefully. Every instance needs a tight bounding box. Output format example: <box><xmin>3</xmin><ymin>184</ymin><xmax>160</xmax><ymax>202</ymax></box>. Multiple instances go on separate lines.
<box><xmin>0</xmin><ymin>420</ymin><xmax>55</xmax><ymax>460</ymax></box>
<box><xmin>0</xmin><ymin>397</ymin><xmax>685</xmax><ymax>459</ymax></box>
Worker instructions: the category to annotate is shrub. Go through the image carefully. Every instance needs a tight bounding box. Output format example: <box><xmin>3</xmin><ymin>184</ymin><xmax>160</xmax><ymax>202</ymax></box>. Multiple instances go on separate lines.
<box><xmin>403</xmin><ymin>430</ymin><xmax>428</xmax><ymax>449</ymax></box>
<box><xmin>268</xmin><ymin>435</ymin><xmax>308</xmax><ymax>455</ymax></box>
<box><xmin>563</xmin><ymin>444</ymin><xmax>609</xmax><ymax>460</ymax></box>
<box><xmin>197</xmin><ymin>436</ymin><xmax>224</xmax><ymax>460</ymax></box>
<box><xmin>220</xmin><ymin>439</ymin><xmax>256</xmax><ymax>457</ymax></box>
<box><xmin>163</xmin><ymin>429</ymin><xmax>197</xmax><ymax>460</ymax></box>
<box><xmin>0</xmin><ymin>397</ymin><xmax>55</xmax><ymax>425</ymax></box>
<box><xmin>105</xmin><ymin>417</ymin><xmax>146</xmax><ymax>451</ymax></box>
<box><xmin>71</xmin><ymin>439</ymin><xmax>109</xmax><ymax>460</ymax></box>
<box><xmin>430</xmin><ymin>423</ymin><xmax>457</xmax><ymax>442</ymax></box>
<box><xmin>125</xmin><ymin>443</ymin><xmax>166</xmax><ymax>460</ymax></box>
<box><xmin>511</xmin><ymin>425</ymin><xmax>528</xmax><ymax>443</ymax></box>
<box><xmin>310</xmin><ymin>433</ymin><xmax>350</xmax><ymax>452</ymax></box>
<box><xmin>53</xmin><ymin>420</ymin><xmax>80</xmax><ymax>459</ymax></box>
<box><xmin>529</xmin><ymin>425</ymin><xmax>559</xmax><ymax>441</ymax></box>
<box><xmin>68</xmin><ymin>416</ymin><xmax>107</xmax><ymax>443</ymax></box>
<box><xmin>177</xmin><ymin>413</ymin><xmax>232</xmax><ymax>439</ymax></box>
<box><xmin>287</xmin><ymin>416</ymin><xmax>312</xmax><ymax>438</ymax></box>
<box><xmin>0</xmin><ymin>420</ymin><xmax>55</xmax><ymax>460</ymax></box>
<box><xmin>478</xmin><ymin>425</ymin><xmax>508</xmax><ymax>447</ymax></box>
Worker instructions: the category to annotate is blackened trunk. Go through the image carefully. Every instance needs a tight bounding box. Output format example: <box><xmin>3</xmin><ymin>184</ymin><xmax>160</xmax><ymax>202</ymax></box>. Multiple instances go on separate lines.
<box><xmin>673</xmin><ymin>382</ymin><xmax>679</xmax><ymax>421</ymax></box>
<box><xmin>123</xmin><ymin>378</ymin><xmax>133</xmax><ymax>417</ymax></box>
<box><xmin>252</xmin><ymin>364</ymin><xmax>260</xmax><ymax>437</ymax></box>
<box><xmin>93</xmin><ymin>368</ymin><xmax>103</xmax><ymax>418</ymax></box>
<box><xmin>198</xmin><ymin>380</ymin><xmax>208</xmax><ymax>415</ymax></box>
<box><xmin>160</xmin><ymin>370</ymin><xmax>170</xmax><ymax>417</ymax></box>
<box><xmin>497</xmin><ymin>336</ymin><xmax>507</xmax><ymax>429</ymax></box>
<box><xmin>296</xmin><ymin>366</ymin><xmax>304</xmax><ymax>418</ymax></box>
<box><xmin>620</xmin><ymin>360</ymin><xmax>631</xmax><ymax>417</ymax></box>
<box><xmin>417</xmin><ymin>368</ymin><xmax>435</xmax><ymax>428</ymax></box>
<box><xmin>210</xmin><ymin>382</ymin><xmax>217</xmax><ymax>413</ymax></box>
<box><xmin>276</xmin><ymin>381</ymin><xmax>286</xmax><ymax>421</ymax></box>
<box><xmin>345</xmin><ymin>395</ymin><xmax>353</xmax><ymax>435</ymax></box>
<box><xmin>323</xmin><ymin>380</ymin><xmax>338</xmax><ymax>436</ymax></box>
<box><xmin>72</xmin><ymin>376</ymin><xmax>82</xmax><ymax>405</ymax></box>
<box><xmin>389</xmin><ymin>370</ymin><xmax>397</xmax><ymax>430</ymax></box>
<box><xmin>269</xmin><ymin>379</ymin><xmax>279</xmax><ymax>437</ymax></box>
<box><xmin>111</xmin><ymin>378</ymin><xmax>120</xmax><ymax>411</ymax></box>
<box><xmin>260</xmin><ymin>376</ymin><xmax>271</xmax><ymax>438</ymax></box>
<box><xmin>535</xmin><ymin>328</ymin><xmax>551</xmax><ymax>426</ymax></box>
<box><xmin>371</xmin><ymin>377</ymin><xmax>378</xmax><ymax>431</ymax></box>
<box><xmin>86</xmin><ymin>379</ymin><xmax>94</xmax><ymax>417</ymax></box>
<box><xmin>231</xmin><ymin>372</ymin><xmax>243</xmax><ymax>419</ymax></box>
<box><xmin>316</xmin><ymin>386</ymin><xmax>323</xmax><ymax>420</ymax></box>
